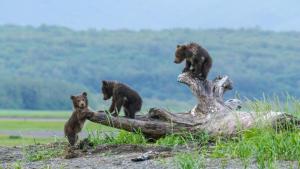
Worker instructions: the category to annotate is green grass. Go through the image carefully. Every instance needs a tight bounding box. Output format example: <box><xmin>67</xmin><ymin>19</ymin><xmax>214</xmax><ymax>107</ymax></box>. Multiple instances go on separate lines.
<box><xmin>156</xmin><ymin>134</ymin><xmax>186</xmax><ymax>147</ymax></box>
<box><xmin>212</xmin><ymin>128</ymin><xmax>300</xmax><ymax>168</ymax></box>
<box><xmin>87</xmin><ymin>129</ymin><xmax>209</xmax><ymax>147</ymax></box>
<box><xmin>24</xmin><ymin>142</ymin><xmax>65</xmax><ymax>162</ymax></box>
<box><xmin>0</xmin><ymin>120</ymin><xmax>65</xmax><ymax>131</ymax></box>
<box><xmin>162</xmin><ymin>127</ymin><xmax>300</xmax><ymax>169</ymax></box>
<box><xmin>88</xmin><ymin>129</ymin><xmax>147</xmax><ymax>145</ymax></box>
<box><xmin>174</xmin><ymin>151</ymin><xmax>205</xmax><ymax>169</ymax></box>
<box><xmin>0</xmin><ymin>120</ymin><xmax>115</xmax><ymax>146</ymax></box>
<box><xmin>0</xmin><ymin>109</ymin><xmax>70</xmax><ymax>118</ymax></box>
<box><xmin>243</xmin><ymin>94</ymin><xmax>300</xmax><ymax>117</ymax></box>
<box><xmin>0</xmin><ymin>119</ymin><xmax>110</xmax><ymax>131</ymax></box>
<box><xmin>0</xmin><ymin>135</ymin><xmax>62</xmax><ymax>146</ymax></box>
<box><xmin>156</xmin><ymin>132</ymin><xmax>210</xmax><ymax>147</ymax></box>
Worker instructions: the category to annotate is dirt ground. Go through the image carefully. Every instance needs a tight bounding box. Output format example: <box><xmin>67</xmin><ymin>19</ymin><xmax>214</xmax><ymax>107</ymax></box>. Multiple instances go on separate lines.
<box><xmin>1</xmin><ymin>143</ymin><xmax>299</xmax><ymax>169</ymax></box>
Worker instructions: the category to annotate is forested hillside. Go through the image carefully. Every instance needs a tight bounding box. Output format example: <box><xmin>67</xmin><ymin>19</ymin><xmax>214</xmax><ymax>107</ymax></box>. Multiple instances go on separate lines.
<box><xmin>0</xmin><ymin>25</ymin><xmax>299</xmax><ymax>110</ymax></box>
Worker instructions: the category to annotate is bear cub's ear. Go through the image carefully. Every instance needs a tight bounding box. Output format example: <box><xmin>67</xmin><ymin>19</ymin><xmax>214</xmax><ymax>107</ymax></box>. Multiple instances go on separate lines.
<box><xmin>177</xmin><ymin>44</ymin><xmax>187</xmax><ymax>49</ymax></box>
<box><xmin>70</xmin><ymin>95</ymin><xmax>75</xmax><ymax>100</ymax></box>
<box><xmin>102</xmin><ymin>80</ymin><xmax>108</xmax><ymax>86</ymax></box>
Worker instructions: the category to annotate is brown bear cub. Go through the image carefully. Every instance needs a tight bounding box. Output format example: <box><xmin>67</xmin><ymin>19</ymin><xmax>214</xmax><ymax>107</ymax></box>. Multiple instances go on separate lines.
<box><xmin>101</xmin><ymin>80</ymin><xmax>142</xmax><ymax>119</ymax></box>
<box><xmin>174</xmin><ymin>42</ymin><xmax>212</xmax><ymax>80</ymax></box>
<box><xmin>64</xmin><ymin>92</ymin><xmax>94</xmax><ymax>146</ymax></box>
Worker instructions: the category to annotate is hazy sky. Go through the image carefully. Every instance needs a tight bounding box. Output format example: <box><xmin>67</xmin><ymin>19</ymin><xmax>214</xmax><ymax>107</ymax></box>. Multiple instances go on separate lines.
<box><xmin>0</xmin><ymin>0</ymin><xmax>300</xmax><ymax>31</ymax></box>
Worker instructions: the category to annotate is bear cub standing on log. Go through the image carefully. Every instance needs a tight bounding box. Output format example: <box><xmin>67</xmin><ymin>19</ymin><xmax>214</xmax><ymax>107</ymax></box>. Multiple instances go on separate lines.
<box><xmin>102</xmin><ymin>80</ymin><xmax>142</xmax><ymax>119</ymax></box>
<box><xmin>174</xmin><ymin>42</ymin><xmax>212</xmax><ymax>80</ymax></box>
<box><xmin>64</xmin><ymin>92</ymin><xmax>94</xmax><ymax>146</ymax></box>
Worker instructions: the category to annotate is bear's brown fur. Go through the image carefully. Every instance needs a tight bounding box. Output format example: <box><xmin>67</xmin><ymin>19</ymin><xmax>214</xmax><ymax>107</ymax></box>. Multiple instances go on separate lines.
<box><xmin>64</xmin><ymin>92</ymin><xmax>94</xmax><ymax>146</ymax></box>
<box><xmin>101</xmin><ymin>80</ymin><xmax>142</xmax><ymax>119</ymax></box>
<box><xmin>174</xmin><ymin>42</ymin><xmax>212</xmax><ymax>80</ymax></box>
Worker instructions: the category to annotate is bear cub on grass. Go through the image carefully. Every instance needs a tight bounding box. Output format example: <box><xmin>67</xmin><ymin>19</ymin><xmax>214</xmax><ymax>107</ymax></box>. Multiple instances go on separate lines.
<box><xmin>101</xmin><ymin>80</ymin><xmax>142</xmax><ymax>119</ymax></box>
<box><xmin>174</xmin><ymin>42</ymin><xmax>212</xmax><ymax>80</ymax></box>
<box><xmin>64</xmin><ymin>92</ymin><xmax>94</xmax><ymax>146</ymax></box>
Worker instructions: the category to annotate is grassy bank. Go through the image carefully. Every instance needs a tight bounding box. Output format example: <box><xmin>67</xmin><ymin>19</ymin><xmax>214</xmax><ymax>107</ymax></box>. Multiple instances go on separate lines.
<box><xmin>0</xmin><ymin>119</ymin><xmax>110</xmax><ymax>131</ymax></box>
<box><xmin>0</xmin><ymin>135</ymin><xmax>63</xmax><ymax>146</ymax></box>
<box><xmin>0</xmin><ymin>109</ymin><xmax>70</xmax><ymax>118</ymax></box>
<box><xmin>0</xmin><ymin>119</ymin><xmax>115</xmax><ymax>146</ymax></box>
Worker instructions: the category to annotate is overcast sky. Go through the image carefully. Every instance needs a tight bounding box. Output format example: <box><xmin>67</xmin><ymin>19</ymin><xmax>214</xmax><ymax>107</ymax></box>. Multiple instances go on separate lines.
<box><xmin>0</xmin><ymin>0</ymin><xmax>299</xmax><ymax>31</ymax></box>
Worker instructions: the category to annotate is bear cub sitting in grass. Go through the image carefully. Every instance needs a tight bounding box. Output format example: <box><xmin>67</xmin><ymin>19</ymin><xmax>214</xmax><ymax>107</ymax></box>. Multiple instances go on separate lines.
<box><xmin>102</xmin><ymin>80</ymin><xmax>142</xmax><ymax>119</ymax></box>
<box><xmin>64</xmin><ymin>92</ymin><xmax>94</xmax><ymax>146</ymax></box>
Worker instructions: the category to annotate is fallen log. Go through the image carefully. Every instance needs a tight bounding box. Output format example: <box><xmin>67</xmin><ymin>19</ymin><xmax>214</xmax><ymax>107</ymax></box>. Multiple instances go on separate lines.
<box><xmin>87</xmin><ymin>72</ymin><xmax>300</xmax><ymax>140</ymax></box>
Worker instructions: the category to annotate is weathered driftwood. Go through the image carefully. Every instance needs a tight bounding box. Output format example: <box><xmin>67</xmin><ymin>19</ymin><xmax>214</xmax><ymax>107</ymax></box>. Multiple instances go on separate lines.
<box><xmin>87</xmin><ymin>72</ymin><xmax>300</xmax><ymax>140</ymax></box>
